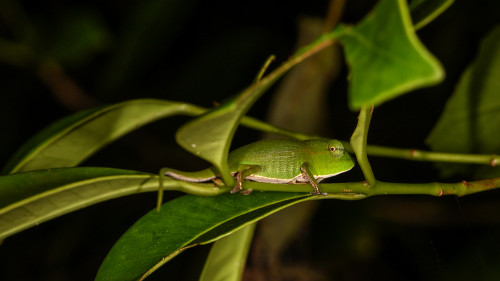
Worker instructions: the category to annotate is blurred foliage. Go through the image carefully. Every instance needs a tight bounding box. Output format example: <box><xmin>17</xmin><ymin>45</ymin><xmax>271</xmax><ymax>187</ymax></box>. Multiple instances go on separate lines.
<box><xmin>427</xmin><ymin>26</ymin><xmax>500</xmax><ymax>179</ymax></box>
<box><xmin>0</xmin><ymin>0</ymin><xmax>499</xmax><ymax>281</ymax></box>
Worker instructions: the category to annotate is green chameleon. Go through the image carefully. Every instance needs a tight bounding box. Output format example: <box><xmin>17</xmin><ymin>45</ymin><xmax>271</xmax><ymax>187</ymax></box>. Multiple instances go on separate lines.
<box><xmin>164</xmin><ymin>138</ymin><xmax>355</xmax><ymax>195</ymax></box>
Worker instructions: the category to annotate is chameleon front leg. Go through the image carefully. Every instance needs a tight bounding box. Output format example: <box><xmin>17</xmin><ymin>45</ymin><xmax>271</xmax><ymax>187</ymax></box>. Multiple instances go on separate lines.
<box><xmin>231</xmin><ymin>165</ymin><xmax>261</xmax><ymax>194</ymax></box>
<box><xmin>300</xmin><ymin>163</ymin><xmax>325</xmax><ymax>195</ymax></box>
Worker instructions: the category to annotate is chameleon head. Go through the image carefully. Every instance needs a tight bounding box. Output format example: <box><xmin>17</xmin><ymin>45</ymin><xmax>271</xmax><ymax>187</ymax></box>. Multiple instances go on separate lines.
<box><xmin>306</xmin><ymin>139</ymin><xmax>355</xmax><ymax>180</ymax></box>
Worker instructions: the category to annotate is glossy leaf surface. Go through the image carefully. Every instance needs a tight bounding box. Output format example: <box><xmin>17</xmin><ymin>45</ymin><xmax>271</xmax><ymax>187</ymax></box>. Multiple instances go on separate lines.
<box><xmin>0</xmin><ymin>167</ymin><xmax>155</xmax><ymax>240</ymax></box>
<box><xmin>4</xmin><ymin>99</ymin><xmax>204</xmax><ymax>174</ymax></box>
<box><xmin>337</xmin><ymin>0</ymin><xmax>444</xmax><ymax>109</ymax></box>
<box><xmin>95</xmin><ymin>192</ymin><xmax>309</xmax><ymax>281</ymax></box>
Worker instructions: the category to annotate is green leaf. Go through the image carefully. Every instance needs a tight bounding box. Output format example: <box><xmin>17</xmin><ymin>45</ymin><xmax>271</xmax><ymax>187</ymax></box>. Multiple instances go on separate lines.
<box><xmin>0</xmin><ymin>167</ymin><xmax>156</xmax><ymax>240</ymax></box>
<box><xmin>3</xmin><ymin>97</ymin><xmax>311</xmax><ymax>175</ymax></box>
<box><xmin>175</xmin><ymin>72</ymin><xmax>286</xmax><ymax>186</ymax></box>
<box><xmin>3</xmin><ymin>99</ymin><xmax>205</xmax><ymax>174</ymax></box>
<box><xmin>337</xmin><ymin>0</ymin><xmax>444</xmax><ymax>109</ymax></box>
<box><xmin>426</xmin><ymin>25</ymin><xmax>500</xmax><ymax>178</ymax></box>
<box><xmin>410</xmin><ymin>0</ymin><xmax>454</xmax><ymax>30</ymax></box>
<box><xmin>95</xmin><ymin>192</ymin><xmax>310</xmax><ymax>281</ymax></box>
<box><xmin>0</xmin><ymin>166</ymin><xmax>233</xmax><ymax>241</ymax></box>
<box><xmin>199</xmin><ymin>223</ymin><xmax>256</xmax><ymax>281</ymax></box>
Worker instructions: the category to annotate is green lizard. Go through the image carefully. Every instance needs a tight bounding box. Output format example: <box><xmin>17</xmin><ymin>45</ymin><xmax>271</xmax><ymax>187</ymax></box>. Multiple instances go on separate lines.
<box><xmin>163</xmin><ymin>138</ymin><xmax>355</xmax><ymax>196</ymax></box>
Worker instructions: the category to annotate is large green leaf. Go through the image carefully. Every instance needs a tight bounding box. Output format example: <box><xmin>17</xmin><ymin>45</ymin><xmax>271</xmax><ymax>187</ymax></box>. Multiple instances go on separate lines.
<box><xmin>95</xmin><ymin>192</ymin><xmax>310</xmax><ymax>281</ymax></box>
<box><xmin>3</xmin><ymin>98</ymin><xmax>311</xmax><ymax>175</ymax></box>
<box><xmin>0</xmin><ymin>168</ymin><xmax>150</xmax><ymax>240</ymax></box>
<box><xmin>3</xmin><ymin>99</ymin><xmax>205</xmax><ymax>174</ymax></box>
<box><xmin>0</xmin><ymin>167</ymin><xmax>228</xmax><ymax>240</ymax></box>
<box><xmin>336</xmin><ymin>0</ymin><xmax>444</xmax><ymax>109</ymax></box>
<box><xmin>426</xmin><ymin>25</ymin><xmax>500</xmax><ymax>178</ymax></box>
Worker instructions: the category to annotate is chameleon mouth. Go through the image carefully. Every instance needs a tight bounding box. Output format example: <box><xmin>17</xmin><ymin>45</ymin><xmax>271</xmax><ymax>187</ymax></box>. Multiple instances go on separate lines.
<box><xmin>314</xmin><ymin>165</ymin><xmax>355</xmax><ymax>182</ymax></box>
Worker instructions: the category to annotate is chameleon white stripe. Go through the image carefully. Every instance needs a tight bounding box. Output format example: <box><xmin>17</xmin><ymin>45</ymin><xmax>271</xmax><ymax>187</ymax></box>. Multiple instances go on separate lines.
<box><xmin>245</xmin><ymin>167</ymin><xmax>351</xmax><ymax>183</ymax></box>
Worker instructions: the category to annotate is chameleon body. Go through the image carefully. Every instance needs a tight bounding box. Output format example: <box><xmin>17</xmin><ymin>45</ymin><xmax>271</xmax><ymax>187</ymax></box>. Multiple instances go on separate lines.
<box><xmin>165</xmin><ymin>139</ymin><xmax>355</xmax><ymax>194</ymax></box>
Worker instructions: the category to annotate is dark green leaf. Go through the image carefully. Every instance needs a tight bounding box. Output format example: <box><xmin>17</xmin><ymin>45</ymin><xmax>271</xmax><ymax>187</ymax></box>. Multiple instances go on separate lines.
<box><xmin>0</xmin><ymin>167</ymin><xmax>233</xmax><ymax>240</ymax></box>
<box><xmin>95</xmin><ymin>192</ymin><xmax>309</xmax><ymax>281</ymax></box>
<box><xmin>426</xmin><ymin>26</ymin><xmax>500</xmax><ymax>178</ymax></box>
<box><xmin>199</xmin><ymin>223</ymin><xmax>256</xmax><ymax>281</ymax></box>
<box><xmin>0</xmin><ymin>168</ymin><xmax>155</xmax><ymax>240</ymax></box>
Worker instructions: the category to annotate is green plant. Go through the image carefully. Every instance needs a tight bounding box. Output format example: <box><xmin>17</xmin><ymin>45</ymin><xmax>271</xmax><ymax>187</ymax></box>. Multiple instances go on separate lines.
<box><xmin>1</xmin><ymin>0</ymin><xmax>499</xmax><ymax>280</ymax></box>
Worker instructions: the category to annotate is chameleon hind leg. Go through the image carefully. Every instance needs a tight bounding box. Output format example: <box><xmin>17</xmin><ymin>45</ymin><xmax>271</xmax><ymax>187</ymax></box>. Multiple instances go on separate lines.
<box><xmin>300</xmin><ymin>163</ymin><xmax>326</xmax><ymax>196</ymax></box>
<box><xmin>231</xmin><ymin>165</ymin><xmax>261</xmax><ymax>194</ymax></box>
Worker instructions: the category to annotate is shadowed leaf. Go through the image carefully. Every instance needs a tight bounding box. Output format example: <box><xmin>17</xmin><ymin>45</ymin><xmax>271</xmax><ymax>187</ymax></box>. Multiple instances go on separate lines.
<box><xmin>426</xmin><ymin>26</ymin><xmax>500</xmax><ymax>178</ymax></box>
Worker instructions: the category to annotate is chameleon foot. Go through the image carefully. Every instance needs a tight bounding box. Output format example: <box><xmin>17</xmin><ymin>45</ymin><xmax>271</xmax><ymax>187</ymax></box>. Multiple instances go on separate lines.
<box><xmin>241</xmin><ymin>188</ymin><xmax>253</xmax><ymax>195</ymax></box>
<box><xmin>310</xmin><ymin>191</ymin><xmax>328</xmax><ymax>196</ymax></box>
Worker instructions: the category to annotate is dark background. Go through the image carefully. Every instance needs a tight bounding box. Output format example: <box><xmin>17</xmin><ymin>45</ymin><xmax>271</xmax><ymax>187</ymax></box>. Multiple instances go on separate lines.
<box><xmin>1</xmin><ymin>0</ymin><xmax>499</xmax><ymax>280</ymax></box>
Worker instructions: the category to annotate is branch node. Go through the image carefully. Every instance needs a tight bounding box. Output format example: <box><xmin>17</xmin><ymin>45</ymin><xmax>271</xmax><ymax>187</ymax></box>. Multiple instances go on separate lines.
<box><xmin>462</xmin><ymin>180</ymin><xmax>471</xmax><ymax>188</ymax></box>
<box><xmin>491</xmin><ymin>157</ymin><xmax>498</xmax><ymax>167</ymax></box>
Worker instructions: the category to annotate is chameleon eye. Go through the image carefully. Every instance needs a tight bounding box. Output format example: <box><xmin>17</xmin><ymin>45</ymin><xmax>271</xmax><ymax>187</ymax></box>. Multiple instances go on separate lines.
<box><xmin>328</xmin><ymin>142</ymin><xmax>344</xmax><ymax>158</ymax></box>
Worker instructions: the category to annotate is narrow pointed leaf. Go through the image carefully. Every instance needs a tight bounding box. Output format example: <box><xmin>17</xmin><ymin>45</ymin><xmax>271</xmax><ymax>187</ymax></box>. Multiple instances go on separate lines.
<box><xmin>337</xmin><ymin>0</ymin><xmax>444</xmax><ymax>109</ymax></box>
<box><xmin>0</xmin><ymin>168</ymin><xmax>155</xmax><ymax>240</ymax></box>
<box><xmin>95</xmin><ymin>192</ymin><xmax>310</xmax><ymax>281</ymax></box>
<box><xmin>3</xmin><ymin>98</ymin><xmax>310</xmax><ymax>175</ymax></box>
<box><xmin>0</xmin><ymin>168</ymin><xmax>227</xmax><ymax>240</ymax></box>
<box><xmin>3</xmin><ymin>99</ymin><xmax>205</xmax><ymax>174</ymax></box>
<box><xmin>199</xmin><ymin>223</ymin><xmax>256</xmax><ymax>281</ymax></box>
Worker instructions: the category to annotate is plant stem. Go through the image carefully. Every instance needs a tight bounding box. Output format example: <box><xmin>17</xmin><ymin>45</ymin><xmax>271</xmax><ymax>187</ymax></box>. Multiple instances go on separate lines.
<box><xmin>254</xmin><ymin>55</ymin><xmax>276</xmax><ymax>82</ymax></box>
<box><xmin>242</xmin><ymin>177</ymin><xmax>500</xmax><ymax>198</ymax></box>
<box><xmin>350</xmin><ymin>106</ymin><xmax>376</xmax><ymax>186</ymax></box>
<box><xmin>366</xmin><ymin>145</ymin><xmax>499</xmax><ymax>165</ymax></box>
